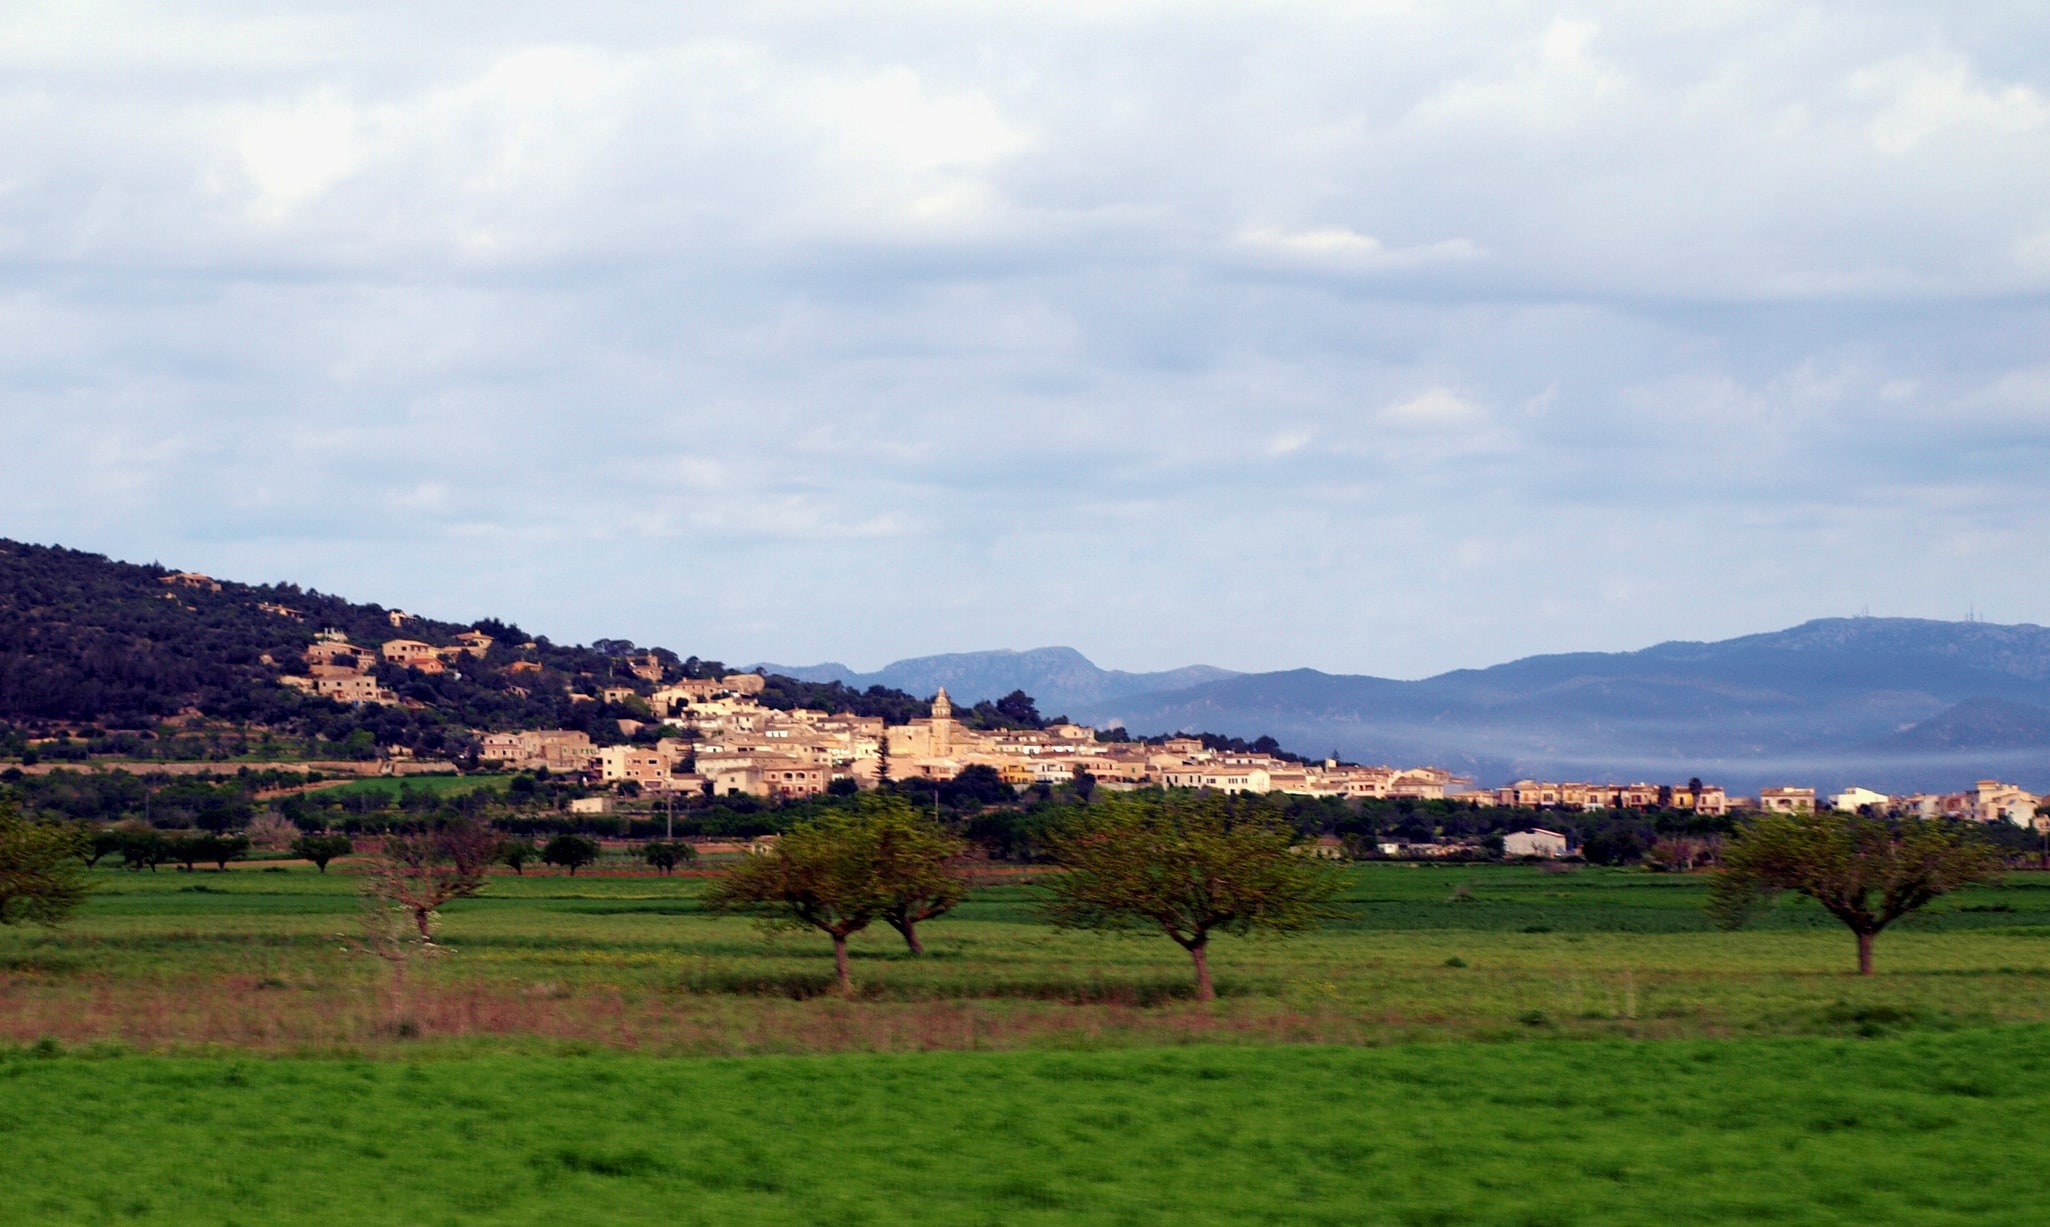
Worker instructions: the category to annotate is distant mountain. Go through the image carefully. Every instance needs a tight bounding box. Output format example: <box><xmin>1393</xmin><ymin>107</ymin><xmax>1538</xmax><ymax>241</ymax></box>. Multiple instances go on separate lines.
<box><xmin>1865</xmin><ymin>697</ymin><xmax>2050</xmax><ymax>753</ymax></box>
<box><xmin>1067</xmin><ymin>619</ymin><xmax>2050</xmax><ymax>795</ymax></box>
<box><xmin>751</xmin><ymin>646</ymin><xmax>1239</xmax><ymax>716</ymax></box>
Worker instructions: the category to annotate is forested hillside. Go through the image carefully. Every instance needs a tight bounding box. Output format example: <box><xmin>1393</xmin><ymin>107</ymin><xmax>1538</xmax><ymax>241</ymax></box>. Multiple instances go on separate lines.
<box><xmin>0</xmin><ymin>539</ymin><xmax>932</xmax><ymax>759</ymax></box>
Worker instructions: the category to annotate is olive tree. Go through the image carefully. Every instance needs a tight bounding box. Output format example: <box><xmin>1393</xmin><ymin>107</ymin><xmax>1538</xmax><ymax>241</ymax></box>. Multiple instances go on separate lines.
<box><xmin>0</xmin><ymin>802</ymin><xmax>90</xmax><ymax>927</ymax></box>
<box><xmin>862</xmin><ymin>794</ymin><xmax>968</xmax><ymax>955</ymax></box>
<box><xmin>542</xmin><ymin>834</ymin><xmax>600</xmax><ymax>876</ymax></box>
<box><xmin>291</xmin><ymin>832</ymin><xmax>355</xmax><ymax>873</ymax></box>
<box><xmin>1040</xmin><ymin>793</ymin><xmax>1347</xmax><ymax>1001</ymax></box>
<box><xmin>1709</xmin><ymin>811</ymin><xmax>2004</xmax><ymax>974</ymax></box>
<box><xmin>703</xmin><ymin>813</ymin><xmax>885</xmax><ymax>994</ymax></box>
<box><xmin>641</xmin><ymin>840</ymin><xmax>696</xmax><ymax>875</ymax></box>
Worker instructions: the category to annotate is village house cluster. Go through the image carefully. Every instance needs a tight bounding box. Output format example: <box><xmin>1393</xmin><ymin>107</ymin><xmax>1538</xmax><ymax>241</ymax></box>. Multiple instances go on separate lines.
<box><xmin>276</xmin><ymin>629</ymin><xmax>2050</xmax><ymax>827</ymax></box>
<box><xmin>476</xmin><ymin>679</ymin><xmax>1472</xmax><ymax>801</ymax></box>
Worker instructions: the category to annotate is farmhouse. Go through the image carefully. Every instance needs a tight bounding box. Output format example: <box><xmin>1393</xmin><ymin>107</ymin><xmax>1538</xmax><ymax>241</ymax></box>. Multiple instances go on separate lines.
<box><xmin>1503</xmin><ymin>828</ymin><xmax>1570</xmax><ymax>859</ymax></box>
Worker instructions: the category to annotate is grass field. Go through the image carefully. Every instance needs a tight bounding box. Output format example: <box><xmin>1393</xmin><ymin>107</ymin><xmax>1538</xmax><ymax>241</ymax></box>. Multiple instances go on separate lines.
<box><xmin>6</xmin><ymin>862</ymin><xmax>2050</xmax><ymax>1223</ymax></box>
<box><xmin>6</xmin><ymin>1029</ymin><xmax>2050</xmax><ymax>1225</ymax></box>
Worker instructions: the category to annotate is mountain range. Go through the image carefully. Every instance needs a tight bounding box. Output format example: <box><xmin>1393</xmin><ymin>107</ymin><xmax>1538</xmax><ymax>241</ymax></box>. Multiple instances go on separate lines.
<box><xmin>7</xmin><ymin>537</ymin><xmax>2045</xmax><ymax>795</ymax></box>
<box><xmin>769</xmin><ymin>620</ymin><xmax>2050</xmax><ymax>795</ymax></box>
<box><xmin>752</xmin><ymin>647</ymin><xmax>1240</xmax><ymax>716</ymax></box>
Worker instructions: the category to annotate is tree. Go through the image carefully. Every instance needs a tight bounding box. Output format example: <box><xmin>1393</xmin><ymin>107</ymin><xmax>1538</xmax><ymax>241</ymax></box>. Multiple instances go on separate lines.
<box><xmin>703</xmin><ymin>813</ymin><xmax>886</xmax><ymax>993</ymax></box>
<box><xmin>861</xmin><ymin>795</ymin><xmax>969</xmax><ymax>955</ymax></box>
<box><xmin>363</xmin><ymin>819</ymin><xmax>497</xmax><ymax>941</ymax></box>
<box><xmin>542</xmin><ymin>833</ymin><xmax>599</xmax><ymax>876</ymax></box>
<box><xmin>995</xmin><ymin>690</ymin><xmax>1042</xmax><ymax>727</ymax></box>
<box><xmin>201</xmin><ymin>833</ymin><xmax>251</xmax><ymax>870</ymax></box>
<box><xmin>291</xmin><ymin>832</ymin><xmax>354</xmax><ymax>873</ymax></box>
<box><xmin>110</xmin><ymin>824</ymin><xmax>166</xmax><ymax>872</ymax></box>
<box><xmin>497</xmin><ymin>838</ymin><xmax>539</xmax><ymax>875</ymax></box>
<box><xmin>0</xmin><ymin>802</ymin><xmax>90</xmax><ymax>927</ymax></box>
<box><xmin>641</xmin><ymin>840</ymin><xmax>696</xmax><ymax>875</ymax></box>
<box><xmin>1039</xmin><ymin>793</ymin><xmax>1348</xmax><ymax>1001</ymax></box>
<box><xmin>1708</xmin><ymin>811</ymin><xmax>2004</xmax><ymax>975</ymax></box>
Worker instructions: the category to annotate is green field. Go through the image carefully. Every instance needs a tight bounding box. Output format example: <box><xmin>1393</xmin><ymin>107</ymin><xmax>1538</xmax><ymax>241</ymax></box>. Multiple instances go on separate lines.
<box><xmin>6</xmin><ymin>862</ymin><xmax>2050</xmax><ymax>1223</ymax></box>
<box><xmin>7</xmin><ymin>1031</ymin><xmax>2050</xmax><ymax>1225</ymax></box>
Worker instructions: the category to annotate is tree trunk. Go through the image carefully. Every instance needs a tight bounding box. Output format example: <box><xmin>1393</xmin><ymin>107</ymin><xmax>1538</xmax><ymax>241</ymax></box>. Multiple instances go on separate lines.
<box><xmin>1856</xmin><ymin>929</ymin><xmax>1874</xmax><ymax>976</ymax></box>
<box><xmin>1190</xmin><ymin>939</ymin><xmax>1214</xmax><ymax>1002</ymax></box>
<box><xmin>891</xmin><ymin>917</ymin><xmax>924</xmax><ymax>955</ymax></box>
<box><xmin>414</xmin><ymin>906</ymin><xmax>433</xmax><ymax>940</ymax></box>
<box><xmin>833</xmin><ymin>934</ymin><xmax>852</xmax><ymax>994</ymax></box>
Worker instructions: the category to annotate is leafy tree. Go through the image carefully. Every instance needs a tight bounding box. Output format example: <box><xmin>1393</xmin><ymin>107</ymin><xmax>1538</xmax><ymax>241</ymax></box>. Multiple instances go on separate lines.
<box><xmin>703</xmin><ymin>814</ymin><xmax>887</xmax><ymax>993</ymax></box>
<box><xmin>199</xmin><ymin>833</ymin><xmax>250</xmax><ymax>870</ymax></box>
<box><xmin>291</xmin><ymin>832</ymin><xmax>354</xmax><ymax>873</ymax></box>
<box><xmin>860</xmin><ymin>794</ymin><xmax>969</xmax><ymax>955</ymax></box>
<box><xmin>111</xmin><ymin>824</ymin><xmax>166</xmax><ymax>872</ymax></box>
<box><xmin>995</xmin><ymin>689</ymin><xmax>1042</xmax><ymax>726</ymax></box>
<box><xmin>542</xmin><ymin>833</ymin><xmax>600</xmax><ymax>876</ymax></box>
<box><xmin>1040</xmin><ymin>793</ymin><xmax>1348</xmax><ymax>1001</ymax></box>
<box><xmin>1709</xmin><ymin>811</ymin><xmax>2004</xmax><ymax>974</ymax></box>
<box><xmin>497</xmin><ymin>838</ymin><xmax>539</xmax><ymax>875</ymax></box>
<box><xmin>0</xmin><ymin>801</ymin><xmax>91</xmax><ymax>926</ymax></box>
<box><xmin>641</xmin><ymin>840</ymin><xmax>696</xmax><ymax>875</ymax></box>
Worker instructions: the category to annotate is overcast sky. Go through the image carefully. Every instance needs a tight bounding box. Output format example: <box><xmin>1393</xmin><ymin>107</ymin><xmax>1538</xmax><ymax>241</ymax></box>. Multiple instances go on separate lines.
<box><xmin>4</xmin><ymin>1</ymin><xmax>2048</xmax><ymax>678</ymax></box>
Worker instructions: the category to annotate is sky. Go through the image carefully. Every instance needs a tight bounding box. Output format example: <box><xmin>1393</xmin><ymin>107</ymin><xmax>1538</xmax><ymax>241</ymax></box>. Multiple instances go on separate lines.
<box><xmin>3</xmin><ymin>1</ymin><xmax>2048</xmax><ymax>679</ymax></box>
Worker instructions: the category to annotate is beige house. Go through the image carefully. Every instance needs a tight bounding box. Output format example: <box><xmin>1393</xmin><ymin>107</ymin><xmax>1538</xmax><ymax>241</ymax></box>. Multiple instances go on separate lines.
<box><xmin>1759</xmin><ymin>787</ymin><xmax>1817</xmax><ymax>814</ymax></box>
<box><xmin>281</xmin><ymin>674</ymin><xmax>397</xmax><ymax>704</ymax></box>
<box><xmin>381</xmin><ymin>639</ymin><xmax>440</xmax><ymax>667</ymax></box>
<box><xmin>1971</xmin><ymin>780</ymin><xmax>2039</xmax><ymax>826</ymax></box>
<box><xmin>479</xmin><ymin>729</ymin><xmax>598</xmax><ymax>773</ymax></box>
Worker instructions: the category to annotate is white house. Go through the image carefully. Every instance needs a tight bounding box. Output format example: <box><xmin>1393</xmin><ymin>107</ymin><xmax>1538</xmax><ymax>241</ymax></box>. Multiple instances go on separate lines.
<box><xmin>1504</xmin><ymin>828</ymin><xmax>1570</xmax><ymax>859</ymax></box>
<box><xmin>1830</xmin><ymin>786</ymin><xmax>1891</xmax><ymax>813</ymax></box>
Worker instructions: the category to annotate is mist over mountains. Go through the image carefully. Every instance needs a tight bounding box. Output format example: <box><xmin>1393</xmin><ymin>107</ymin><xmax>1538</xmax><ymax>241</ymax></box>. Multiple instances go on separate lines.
<box><xmin>769</xmin><ymin>620</ymin><xmax>2050</xmax><ymax>795</ymax></box>
<box><xmin>753</xmin><ymin>648</ymin><xmax>1241</xmax><ymax>717</ymax></box>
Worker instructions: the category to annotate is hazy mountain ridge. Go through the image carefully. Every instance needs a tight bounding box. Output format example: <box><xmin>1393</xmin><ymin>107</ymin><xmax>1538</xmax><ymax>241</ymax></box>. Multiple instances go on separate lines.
<box><xmin>761</xmin><ymin>620</ymin><xmax>2050</xmax><ymax>792</ymax></box>
<box><xmin>1071</xmin><ymin>619</ymin><xmax>2050</xmax><ymax>793</ymax></box>
<box><xmin>751</xmin><ymin>646</ymin><xmax>1240</xmax><ymax>715</ymax></box>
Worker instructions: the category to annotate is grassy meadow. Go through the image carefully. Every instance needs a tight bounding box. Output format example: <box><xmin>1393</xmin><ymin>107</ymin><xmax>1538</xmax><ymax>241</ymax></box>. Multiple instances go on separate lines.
<box><xmin>7</xmin><ymin>861</ymin><xmax>2050</xmax><ymax>1223</ymax></box>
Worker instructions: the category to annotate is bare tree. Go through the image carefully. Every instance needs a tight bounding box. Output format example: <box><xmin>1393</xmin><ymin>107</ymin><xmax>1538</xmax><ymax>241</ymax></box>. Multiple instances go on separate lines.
<box><xmin>349</xmin><ymin>819</ymin><xmax>495</xmax><ymax>1028</ymax></box>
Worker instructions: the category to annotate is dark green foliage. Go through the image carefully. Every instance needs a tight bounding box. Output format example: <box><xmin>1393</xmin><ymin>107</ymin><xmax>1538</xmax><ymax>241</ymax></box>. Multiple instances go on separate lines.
<box><xmin>290</xmin><ymin>833</ymin><xmax>354</xmax><ymax>873</ymax></box>
<box><xmin>0</xmin><ymin>800</ymin><xmax>90</xmax><ymax>925</ymax></box>
<box><xmin>640</xmin><ymin>841</ymin><xmax>695</xmax><ymax>875</ymax></box>
<box><xmin>542</xmin><ymin>834</ymin><xmax>600</xmax><ymax>876</ymax></box>
<box><xmin>498</xmin><ymin>838</ymin><xmax>539</xmax><ymax>875</ymax></box>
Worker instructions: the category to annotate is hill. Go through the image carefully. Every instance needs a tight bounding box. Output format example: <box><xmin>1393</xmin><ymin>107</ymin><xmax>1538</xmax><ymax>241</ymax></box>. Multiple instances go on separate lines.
<box><xmin>1066</xmin><ymin>619</ymin><xmax>2050</xmax><ymax>794</ymax></box>
<box><xmin>0</xmin><ymin>539</ymin><xmax>931</xmax><ymax>760</ymax></box>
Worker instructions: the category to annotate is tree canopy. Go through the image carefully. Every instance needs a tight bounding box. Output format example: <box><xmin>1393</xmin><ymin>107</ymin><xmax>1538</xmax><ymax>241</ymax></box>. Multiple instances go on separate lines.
<box><xmin>1708</xmin><ymin>810</ymin><xmax>2004</xmax><ymax>974</ymax></box>
<box><xmin>0</xmin><ymin>800</ymin><xmax>90</xmax><ymax>926</ymax></box>
<box><xmin>1040</xmin><ymin>792</ymin><xmax>1347</xmax><ymax>1000</ymax></box>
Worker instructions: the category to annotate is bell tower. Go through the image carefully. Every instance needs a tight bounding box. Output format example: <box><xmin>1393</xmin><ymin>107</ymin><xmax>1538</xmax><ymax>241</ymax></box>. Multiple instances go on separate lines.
<box><xmin>931</xmin><ymin>687</ymin><xmax>953</xmax><ymax>755</ymax></box>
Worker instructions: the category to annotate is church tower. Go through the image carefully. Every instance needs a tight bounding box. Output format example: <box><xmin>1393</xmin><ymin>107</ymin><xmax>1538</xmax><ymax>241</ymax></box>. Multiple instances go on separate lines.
<box><xmin>931</xmin><ymin>687</ymin><xmax>953</xmax><ymax>755</ymax></box>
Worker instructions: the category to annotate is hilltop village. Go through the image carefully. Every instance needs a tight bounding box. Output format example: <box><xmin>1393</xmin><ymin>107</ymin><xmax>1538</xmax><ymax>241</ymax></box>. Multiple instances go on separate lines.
<box><xmin>267</xmin><ymin>623</ymin><xmax>2050</xmax><ymax>836</ymax></box>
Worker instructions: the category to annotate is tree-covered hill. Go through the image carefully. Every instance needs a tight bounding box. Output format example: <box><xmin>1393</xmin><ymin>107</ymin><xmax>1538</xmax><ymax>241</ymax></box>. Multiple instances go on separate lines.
<box><xmin>0</xmin><ymin>539</ymin><xmax>924</xmax><ymax>756</ymax></box>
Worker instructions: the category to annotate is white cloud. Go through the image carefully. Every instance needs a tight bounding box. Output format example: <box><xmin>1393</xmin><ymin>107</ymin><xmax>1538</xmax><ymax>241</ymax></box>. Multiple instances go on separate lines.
<box><xmin>3</xmin><ymin>2</ymin><xmax>2050</xmax><ymax>677</ymax></box>
<box><xmin>1235</xmin><ymin>225</ymin><xmax>1482</xmax><ymax>272</ymax></box>
<box><xmin>1850</xmin><ymin>52</ymin><xmax>2050</xmax><ymax>156</ymax></box>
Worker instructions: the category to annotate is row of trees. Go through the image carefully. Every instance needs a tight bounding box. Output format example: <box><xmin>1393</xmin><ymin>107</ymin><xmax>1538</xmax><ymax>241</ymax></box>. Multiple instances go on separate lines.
<box><xmin>0</xmin><ymin>794</ymin><xmax>2016</xmax><ymax>990</ymax></box>
<box><xmin>708</xmin><ymin>792</ymin><xmax>1345</xmax><ymax>999</ymax></box>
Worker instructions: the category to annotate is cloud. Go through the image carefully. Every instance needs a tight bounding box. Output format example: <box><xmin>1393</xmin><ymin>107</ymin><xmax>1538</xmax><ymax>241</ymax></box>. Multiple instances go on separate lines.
<box><xmin>1</xmin><ymin>2</ymin><xmax>2048</xmax><ymax>678</ymax></box>
<box><xmin>1235</xmin><ymin>225</ymin><xmax>1482</xmax><ymax>273</ymax></box>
